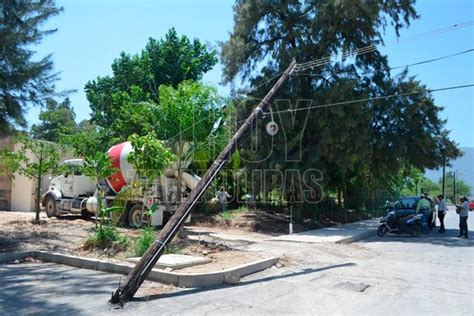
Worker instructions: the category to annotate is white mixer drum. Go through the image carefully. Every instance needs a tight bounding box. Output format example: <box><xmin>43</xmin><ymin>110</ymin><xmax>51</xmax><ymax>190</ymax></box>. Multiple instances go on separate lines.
<box><xmin>105</xmin><ymin>141</ymin><xmax>136</xmax><ymax>194</ymax></box>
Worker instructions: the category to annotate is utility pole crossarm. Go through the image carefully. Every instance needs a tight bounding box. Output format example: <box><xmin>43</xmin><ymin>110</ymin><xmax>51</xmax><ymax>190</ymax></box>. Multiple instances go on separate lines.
<box><xmin>110</xmin><ymin>62</ymin><xmax>297</xmax><ymax>304</ymax></box>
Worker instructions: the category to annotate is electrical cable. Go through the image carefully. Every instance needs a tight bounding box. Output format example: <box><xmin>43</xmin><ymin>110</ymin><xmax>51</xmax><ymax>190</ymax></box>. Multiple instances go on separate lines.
<box><xmin>390</xmin><ymin>48</ymin><xmax>474</xmax><ymax>70</ymax></box>
<box><xmin>294</xmin><ymin>48</ymin><xmax>474</xmax><ymax>81</ymax></box>
<box><xmin>261</xmin><ymin>84</ymin><xmax>474</xmax><ymax>116</ymax></box>
<box><xmin>294</xmin><ymin>21</ymin><xmax>474</xmax><ymax>73</ymax></box>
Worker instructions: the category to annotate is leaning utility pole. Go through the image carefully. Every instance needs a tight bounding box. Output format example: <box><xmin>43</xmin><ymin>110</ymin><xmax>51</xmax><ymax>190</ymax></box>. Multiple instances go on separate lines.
<box><xmin>110</xmin><ymin>62</ymin><xmax>297</xmax><ymax>304</ymax></box>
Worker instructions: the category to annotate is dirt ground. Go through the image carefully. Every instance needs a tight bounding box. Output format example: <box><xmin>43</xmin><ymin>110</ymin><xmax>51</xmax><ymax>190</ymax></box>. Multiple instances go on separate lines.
<box><xmin>190</xmin><ymin>207</ymin><xmax>372</xmax><ymax>235</ymax></box>
<box><xmin>0</xmin><ymin>211</ymin><xmax>271</xmax><ymax>272</ymax></box>
<box><xmin>2</xmin><ymin>206</ymin><xmax>368</xmax><ymax>275</ymax></box>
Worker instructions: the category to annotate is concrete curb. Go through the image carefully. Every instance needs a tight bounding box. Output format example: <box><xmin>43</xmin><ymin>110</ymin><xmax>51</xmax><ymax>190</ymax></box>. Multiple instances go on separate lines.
<box><xmin>0</xmin><ymin>250</ymin><xmax>279</xmax><ymax>288</ymax></box>
<box><xmin>0</xmin><ymin>251</ymin><xmax>34</xmax><ymax>264</ymax></box>
<box><xmin>335</xmin><ymin>229</ymin><xmax>376</xmax><ymax>244</ymax></box>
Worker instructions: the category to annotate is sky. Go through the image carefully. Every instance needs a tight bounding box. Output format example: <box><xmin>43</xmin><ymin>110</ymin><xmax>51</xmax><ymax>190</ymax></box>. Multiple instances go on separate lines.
<box><xmin>29</xmin><ymin>0</ymin><xmax>474</xmax><ymax>150</ymax></box>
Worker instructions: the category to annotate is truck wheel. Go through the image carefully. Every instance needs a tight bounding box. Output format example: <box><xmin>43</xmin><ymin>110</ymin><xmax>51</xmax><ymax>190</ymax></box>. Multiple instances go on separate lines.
<box><xmin>44</xmin><ymin>195</ymin><xmax>58</xmax><ymax>218</ymax></box>
<box><xmin>81</xmin><ymin>209</ymin><xmax>93</xmax><ymax>219</ymax></box>
<box><xmin>128</xmin><ymin>204</ymin><xmax>144</xmax><ymax>228</ymax></box>
<box><xmin>110</xmin><ymin>209</ymin><xmax>125</xmax><ymax>226</ymax></box>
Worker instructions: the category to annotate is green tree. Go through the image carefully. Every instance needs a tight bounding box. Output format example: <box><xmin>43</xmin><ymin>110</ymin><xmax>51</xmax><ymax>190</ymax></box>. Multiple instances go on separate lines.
<box><xmin>0</xmin><ymin>0</ymin><xmax>63</xmax><ymax>135</ymax></box>
<box><xmin>127</xmin><ymin>132</ymin><xmax>176</xmax><ymax>180</ymax></box>
<box><xmin>85</xmin><ymin>28</ymin><xmax>218</xmax><ymax>140</ymax></box>
<box><xmin>0</xmin><ymin>134</ymin><xmax>60</xmax><ymax>222</ymax></box>
<box><xmin>81</xmin><ymin>151</ymin><xmax>115</xmax><ymax>229</ymax></box>
<box><xmin>31</xmin><ymin>98</ymin><xmax>77</xmax><ymax>142</ymax></box>
<box><xmin>441</xmin><ymin>171</ymin><xmax>471</xmax><ymax>203</ymax></box>
<box><xmin>156</xmin><ymin>80</ymin><xmax>224</xmax><ymax>203</ymax></box>
<box><xmin>60</xmin><ymin>121</ymin><xmax>109</xmax><ymax>158</ymax></box>
<box><xmin>221</xmin><ymin>0</ymin><xmax>461</xmax><ymax>209</ymax></box>
<box><xmin>80</xmin><ymin>151</ymin><xmax>130</xmax><ymax>249</ymax></box>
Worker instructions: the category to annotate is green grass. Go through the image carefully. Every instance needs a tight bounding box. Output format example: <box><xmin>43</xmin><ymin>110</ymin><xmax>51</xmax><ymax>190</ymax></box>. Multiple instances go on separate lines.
<box><xmin>218</xmin><ymin>211</ymin><xmax>234</xmax><ymax>221</ymax></box>
<box><xmin>217</xmin><ymin>205</ymin><xmax>248</xmax><ymax>221</ymax></box>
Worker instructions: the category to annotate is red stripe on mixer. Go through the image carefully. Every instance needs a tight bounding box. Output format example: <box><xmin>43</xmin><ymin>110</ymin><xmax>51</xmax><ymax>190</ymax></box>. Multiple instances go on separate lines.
<box><xmin>107</xmin><ymin>142</ymin><xmax>127</xmax><ymax>194</ymax></box>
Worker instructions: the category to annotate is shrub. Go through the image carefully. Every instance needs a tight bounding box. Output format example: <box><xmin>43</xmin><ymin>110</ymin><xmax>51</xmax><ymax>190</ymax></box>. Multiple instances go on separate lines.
<box><xmin>218</xmin><ymin>210</ymin><xmax>233</xmax><ymax>221</ymax></box>
<box><xmin>134</xmin><ymin>227</ymin><xmax>156</xmax><ymax>257</ymax></box>
<box><xmin>84</xmin><ymin>226</ymin><xmax>130</xmax><ymax>251</ymax></box>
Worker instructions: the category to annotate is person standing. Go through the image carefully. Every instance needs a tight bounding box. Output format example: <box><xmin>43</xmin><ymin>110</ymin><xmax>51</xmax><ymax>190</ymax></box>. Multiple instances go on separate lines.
<box><xmin>457</xmin><ymin>197</ymin><xmax>469</xmax><ymax>238</ymax></box>
<box><xmin>426</xmin><ymin>193</ymin><xmax>436</xmax><ymax>231</ymax></box>
<box><xmin>437</xmin><ymin>195</ymin><xmax>447</xmax><ymax>233</ymax></box>
<box><xmin>416</xmin><ymin>193</ymin><xmax>431</xmax><ymax>234</ymax></box>
<box><xmin>216</xmin><ymin>186</ymin><xmax>231</xmax><ymax>212</ymax></box>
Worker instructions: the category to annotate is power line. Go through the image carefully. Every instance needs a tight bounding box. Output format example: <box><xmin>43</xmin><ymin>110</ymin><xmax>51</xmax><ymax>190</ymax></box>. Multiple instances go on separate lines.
<box><xmin>294</xmin><ymin>21</ymin><xmax>474</xmax><ymax>73</ymax></box>
<box><xmin>296</xmin><ymin>48</ymin><xmax>474</xmax><ymax>79</ymax></box>
<box><xmin>261</xmin><ymin>84</ymin><xmax>474</xmax><ymax>116</ymax></box>
<box><xmin>391</xmin><ymin>48</ymin><xmax>474</xmax><ymax>70</ymax></box>
<box><xmin>456</xmin><ymin>167</ymin><xmax>474</xmax><ymax>177</ymax></box>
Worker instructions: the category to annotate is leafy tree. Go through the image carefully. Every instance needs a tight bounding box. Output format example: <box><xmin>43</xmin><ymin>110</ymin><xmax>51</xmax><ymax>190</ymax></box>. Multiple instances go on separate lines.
<box><xmin>80</xmin><ymin>151</ymin><xmax>130</xmax><ymax>249</ymax></box>
<box><xmin>440</xmin><ymin>171</ymin><xmax>471</xmax><ymax>203</ymax></box>
<box><xmin>127</xmin><ymin>132</ymin><xmax>175</xmax><ymax>180</ymax></box>
<box><xmin>419</xmin><ymin>177</ymin><xmax>441</xmax><ymax>196</ymax></box>
<box><xmin>85</xmin><ymin>28</ymin><xmax>218</xmax><ymax>139</ymax></box>
<box><xmin>0</xmin><ymin>134</ymin><xmax>60</xmax><ymax>222</ymax></box>
<box><xmin>77</xmin><ymin>118</ymin><xmax>95</xmax><ymax>131</ymax></box>
<box><xmin>60</xmin><ymin>120</ymin><xmax>109</xmax><ymax>158</ymax></box>
<box><xmin>221</xmin><ymin>0</ymin><xmax>461</xmax><ymax>209</ymax></box>
<box><xmin>0</xmin><ymin>0</ymin><xmax>63</xmax><ymax>135</ymax></box>
<box><xmin>81</xmin><ymin>151</ymin><xmax>115</xmax><ymax>228</ymax></box>
<box><xmin>31</xmin><ymin>98</ymin><xmax>77</xmax><ymax>142</ymax></box>
<box><xmin>156</xmin><ymin>80</ymin><xmax>224</xmax><ymax>203</ymax></box>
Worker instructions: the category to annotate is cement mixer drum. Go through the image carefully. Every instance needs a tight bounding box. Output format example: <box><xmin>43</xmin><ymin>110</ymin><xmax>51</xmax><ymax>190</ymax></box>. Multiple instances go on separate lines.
<box><xmin>105</xmin><ymin>141</ymin><xmax>136</xmax><ymax>194</ymax></box>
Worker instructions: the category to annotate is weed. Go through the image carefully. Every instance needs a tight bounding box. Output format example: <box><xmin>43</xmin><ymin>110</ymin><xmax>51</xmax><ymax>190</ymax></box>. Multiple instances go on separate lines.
<box><xmin>84</xmin><ymin>226</ymin><xmax>130</xmax><ymax>252</ymax></box>
<box><xmin>218</xmin><ymin>206</ymin><xmax>247</xmax><ymax>221</ymax></box>
<box><xmin>165</xmin><ymin>245</ymin><xmax>183</xmax><ymax>255</ymax></box>
<box><xmin>218</xmin><ymin>211</ymin><xmax>234</xmax><ymax>221</ymax></box>
<box><xmin>134</xmin><ymin>227</ymin><xmax>156</xmax><ymax>257</ymax></box>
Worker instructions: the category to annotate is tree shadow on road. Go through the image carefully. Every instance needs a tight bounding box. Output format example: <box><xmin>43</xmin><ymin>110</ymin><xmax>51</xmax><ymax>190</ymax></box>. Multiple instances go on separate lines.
<box><xmin>134</xmin><ymin>262</ymin><xmax>356</xmax><ymax>302</ymax></box>
<box><xmin>362</xmin><ymin>228</ymin><xmax>473</xmax><ymax>247</ymax></box>
<box><xmin>0</xmin><ymin>262</ymin><xmax>119</xmax><ymax>315</ymax></box>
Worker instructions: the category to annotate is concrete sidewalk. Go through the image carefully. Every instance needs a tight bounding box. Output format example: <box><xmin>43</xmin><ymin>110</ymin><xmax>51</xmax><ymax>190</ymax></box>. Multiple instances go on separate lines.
<box><xmin>268</xmin><ymin>218</ymin><xmax>380</xmax><ymax>243</ymax></box>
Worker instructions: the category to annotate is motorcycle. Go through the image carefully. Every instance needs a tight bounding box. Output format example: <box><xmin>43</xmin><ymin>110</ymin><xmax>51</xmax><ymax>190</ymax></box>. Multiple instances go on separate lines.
<box><xmin>377</xmin><ymin>210</ymin><xmax>423</xmax><ymax>237</ymax></box>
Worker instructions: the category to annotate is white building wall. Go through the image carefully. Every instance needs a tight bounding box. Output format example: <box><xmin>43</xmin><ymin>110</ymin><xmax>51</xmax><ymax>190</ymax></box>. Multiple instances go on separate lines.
<box><xmin>9</xmin><ymin>142</ymin><xmax>74</xmax><ymax>212</ymax></box>
<box><xmin>10</xmin><ymin>143</ymin><xmax>36</xmax><ymax>212</ymax></box>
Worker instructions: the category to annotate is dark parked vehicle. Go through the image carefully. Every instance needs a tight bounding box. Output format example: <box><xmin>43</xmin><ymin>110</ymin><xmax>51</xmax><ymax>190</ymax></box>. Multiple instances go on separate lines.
<box><xmin>377</xmin><ymin>209</ymin><xmax>423</xmax><ymax>237</ymax></box>
<box><xmin>394</xmin><ymin>196</ymin><xmax>436</xmax><ymax>227</ymax></box>
<box><xmin>377</xmin><ymin>196</ymin><xmax>436</xmax><ymax>237</ymax></box>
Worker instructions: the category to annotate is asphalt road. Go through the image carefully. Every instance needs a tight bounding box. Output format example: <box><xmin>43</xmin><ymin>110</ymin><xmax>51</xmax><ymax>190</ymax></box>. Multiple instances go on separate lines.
<box><xmin>1</xmin><ymin>208</ymin><xmax>472</xmax><ymax>315</ymax></box>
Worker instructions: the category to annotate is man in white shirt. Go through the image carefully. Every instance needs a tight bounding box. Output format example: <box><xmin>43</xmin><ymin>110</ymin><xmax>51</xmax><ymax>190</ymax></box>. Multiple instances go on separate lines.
<box><xmin>216</xmin><ymin>187</ymin><xmax>231</xmax><ymax>211</ymax></box>
<box><xmin>437</xmin><ymin>195</ymin><xmax>447</xmax><ymax>233</ymax></box>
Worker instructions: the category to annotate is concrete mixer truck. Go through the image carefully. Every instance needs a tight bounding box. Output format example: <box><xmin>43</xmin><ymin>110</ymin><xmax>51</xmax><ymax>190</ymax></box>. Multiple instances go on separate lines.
<box><xmin>41</xmin><ymin>141</ymin><xmax>200</xmax><ymax>227</ymax></box>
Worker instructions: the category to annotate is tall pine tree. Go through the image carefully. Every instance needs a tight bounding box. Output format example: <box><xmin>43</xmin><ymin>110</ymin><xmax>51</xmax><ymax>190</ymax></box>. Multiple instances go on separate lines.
<box><xmin>0</xmin><ymin>0</ymin><xmax>62</xmax><ymax>135</ymax></box>
<box><xmin>221</xmin><ymin>0</ymin><xmax>461</xmax><ymax>208</ymax></box>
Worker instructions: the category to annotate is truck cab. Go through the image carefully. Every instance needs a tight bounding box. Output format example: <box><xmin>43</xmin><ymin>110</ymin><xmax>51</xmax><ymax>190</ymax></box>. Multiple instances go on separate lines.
<box><xmin>54</xmin><ymin>159</ymin><xmax>96</xmax><ymax>198</ymax></box>
<box><xmin>42</xmin><ymin>159</ymin><xmax>96</xmax><ymax>218</ymax></box>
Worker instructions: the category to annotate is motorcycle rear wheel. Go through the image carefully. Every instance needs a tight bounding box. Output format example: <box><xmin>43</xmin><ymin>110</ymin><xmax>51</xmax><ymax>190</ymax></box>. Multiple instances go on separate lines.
<box><xmin>409</xmin><ymin>224</ymin><xmax>422</xmax><ymax>237</ymax></box>
<box><xmin>377</xmin><ymin>225</ymin><xmax>389</xmax><ymax>237</ymax></box>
